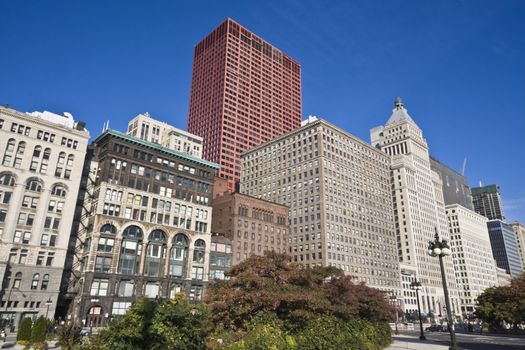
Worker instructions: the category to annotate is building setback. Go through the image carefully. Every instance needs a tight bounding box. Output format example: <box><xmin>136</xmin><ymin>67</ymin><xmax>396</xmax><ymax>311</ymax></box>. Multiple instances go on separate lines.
<box><xmin>445</xmin><ymin>204</ymin><xmax>497</xmax><ymax>316</ymax></box>
<box><xmin>429</xmin><ymin>156</ymin><xmax>474</xmax><ymax>210</ymax></box>
<box><xmin>510</xmin><ymin>222</ymin><xmax>525</xmax><ymax>267</ymax></box>
<box><xmin>212</xmin><ymin>178</ymin><xmax>289</xmax><ymax>267</ymax></box>
<box><xmin>487</xmin><ymin>220</ymin><xmax>523</xmax><ymax>278</ymax></box>
<box><xmin>471</xmin><ymin>185</ymin><xmax>505</xmax><ymax>221</ymax></box>
<box><xmin>240</xmin><ymin>117</ymin><xmax>401</xmax><ymax>296</ymax></box>
<box><xmin>0</xmin><ymin>106</ymin><xmax>89</xmax><ymax>328</ymax></box>
<box><xmin>371</xmin><ymin>98</ymin><xmax>460</xmax><ymax>316</ymax></box>
<box><xmin>66</xmin><ymin>127</ymin><xmax>218</xmax><ymax>327</ymax></box>
<box><xmin>127</xmin><ymin>113</ymin><xmax>203</xmax><ymax>158</ymax></box>
<box><xmin>187</xmin><ymin>18</ymin><xmax>302</xmax><ymax>191</ymax></box>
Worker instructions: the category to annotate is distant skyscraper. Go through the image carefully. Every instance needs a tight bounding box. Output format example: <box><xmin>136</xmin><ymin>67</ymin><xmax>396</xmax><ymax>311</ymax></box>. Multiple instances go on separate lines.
<box><xmin>471</xmin><ymin>185</ymin><xmax>505</xmax><ymax>221</ymax></box>
<box><xmin>371</xmin><ymin>98</ymin><xmax>460</xmax><ymax>315</ymax></box>
<box><xmin>187</xmin><ymin>18</ymin><xmax>302</xmax><ymax>191</ymax></box>
<box><xmin>429</xmin><ymin>156</ymin><xmax>474</xmax><ymax>210</ymax></box>
<box><xmin>241</xmin><ymin>117</ymin><xmax>401</xmax><ymax>296</ymax></box>
<box><xmin>510</xmin><ymin>222</ymin><xmax>525</xmax><ymax>267</ymax></box>
<box><xmin>487</xmin><ymin>220</ymin><xmax>523</xmax><ymax>277</ymax></box>
<box><xmin>445</xmin><ymin>204</ymin><xmax>497</xmax><ymax>316</ymax></box>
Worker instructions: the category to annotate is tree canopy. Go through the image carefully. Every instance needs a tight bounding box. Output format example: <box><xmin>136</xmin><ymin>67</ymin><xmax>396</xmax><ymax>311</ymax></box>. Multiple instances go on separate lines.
<box><xmin>475</xmin><ymin>273</ymin><xmax>525</xmax><ymax>331</ymax></box>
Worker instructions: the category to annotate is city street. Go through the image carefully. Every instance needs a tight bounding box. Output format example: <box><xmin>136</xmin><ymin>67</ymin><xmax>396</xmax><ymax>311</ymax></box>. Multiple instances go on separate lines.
<box><xmin>394</xmin><ymin>331</ymin><xmax>525</xmax><ymax>350</ymax></box>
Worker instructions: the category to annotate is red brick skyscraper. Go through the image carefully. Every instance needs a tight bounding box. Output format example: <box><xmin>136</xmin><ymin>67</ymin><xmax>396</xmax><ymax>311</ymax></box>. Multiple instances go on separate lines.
<box><xmin>188</xmin><ymin>18</ymin><xmax>302</xmax><ymax>191</ymax></box>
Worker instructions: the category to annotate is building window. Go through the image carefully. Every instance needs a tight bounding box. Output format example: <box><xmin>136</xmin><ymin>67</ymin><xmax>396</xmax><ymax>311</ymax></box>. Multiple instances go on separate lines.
<box><xmin>117</xmin><ymin>280</ymin><xmax>134</xmax><ymax>297</ymax></box>
<box><xmin>90</xmin><ymin>279</ymin><xmax>109</xmax><ymax>296</ymax></box>
<box><xmin>112</xmin><ymin>302</ymin><xmax>132</xmax><ymax>315</ymax></box>
<box><xmin>41</xmin><ymin>274</ymin><xmax>49</xmax><ymax>290</ymax></box>
<box><xmin>118</xmin><ymin>226</ymin><xmax>143</xmax><ymax>275</ymax></box>
<box><xmin>31</xmin><ymin>273</ymin><xmax>40</xmax><ymax>290</ymax></box>
<box><xmin>95</xmin><ymin>256</ymin><xmax>112</xmax><ymax>273</ymax></box>
<box><xmin>169</xmin><ymin>234</ymin><xmax>188</xmax><ymax>277</ymax></box>
<box><xmin>97</xmin><ymin>237</ymin><xmax>115</xmax><ymax>252</ymax></box>
<box><xmin>193</xmin><ymin>239</ymin><xmax>206</xmax><ymax>264</ymax></box>
<box><xmin>144</xmin><ymin>230</ymin><xmax>166</xmax><ymax>277</ymax></box>
<box><xmin>144</xmin><ymin>283</ymin><xmax>159</xmax><ymax>298</ymax></box>
<box><xmin>191</xmin><ymin>267</ymin><xmax>204</xmax><ymax>280</ymax></box>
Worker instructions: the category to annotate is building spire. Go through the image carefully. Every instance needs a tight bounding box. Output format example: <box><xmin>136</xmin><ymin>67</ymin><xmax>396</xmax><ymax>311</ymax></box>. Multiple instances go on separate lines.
<box><xmin>395</xmin><ymin>97</ymin><xmax>404</xmax><ymax>109</ymax></box>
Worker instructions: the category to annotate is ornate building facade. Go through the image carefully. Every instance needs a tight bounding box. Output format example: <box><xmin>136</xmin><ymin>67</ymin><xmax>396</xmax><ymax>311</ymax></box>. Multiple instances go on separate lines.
<box><xmin>67</xmin><ymin>128</ymin><xmax>218</xmax><ymax>327</ymax></box>
<box><xmin>0</xmin><ymin>106</ymin><xmax>89</xmax><ymax>328</ymax></box>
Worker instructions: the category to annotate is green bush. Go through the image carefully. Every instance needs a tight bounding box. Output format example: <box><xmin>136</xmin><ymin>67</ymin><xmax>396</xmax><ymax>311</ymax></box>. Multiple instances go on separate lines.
<box><xmin>32</xmin><ymin>316</ymin><xmax>47</xmax><ymax>343</ymax></box>
<box><xmin>293</xmin><ymin>315</ymin><xmax>392</xmax><ymax>350</ymax></box>
<box><xmin>16</xmin><ymin>317</ymin><xmax>33</xmax><ymax>345</ymax></box>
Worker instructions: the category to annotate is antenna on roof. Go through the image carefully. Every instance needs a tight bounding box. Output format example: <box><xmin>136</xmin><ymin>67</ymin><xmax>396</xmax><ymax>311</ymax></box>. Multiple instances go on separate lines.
<box><xmin>461</xmin><ymin>157</ymin><xmax>467</xmax><ymax>176</ymax></box>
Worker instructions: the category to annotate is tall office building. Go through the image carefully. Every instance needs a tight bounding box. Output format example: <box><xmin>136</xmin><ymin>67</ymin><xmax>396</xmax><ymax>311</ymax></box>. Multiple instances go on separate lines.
<box><xmin>371</xmin><ymin>98</ymin><xmax>460</xmax><ymax>316</ymax></box>
<box><xmin>429</xmin><ymin>156</ymin><xmax>474</xmax><ymax>210</ymax></box>
<box><xmin>510</xmin><ymin>222</ymin><xmax>525</xmax><ymax>267</ymax></box>
<box><xmin>471</xmin><ymin>185</ymin><xmax>505</xmax><ymax>221</ymax></box>
<box><xmin>0</xmin><ymin>106</ymin><xmax>89</xmax><ymax>328</ymax></box>
<box><xmin>487</xmin><ymin>220</ymin><xmax>523</xmax><ymax>277</ymax></box>
<box><xmin>445</xmin><ymin>204</ymin><xmax>497</xmax><ymax>316</ymax></box>
<box><xmin>188</xmin><ymin>18</ymin><xmax>302</xmax><ymax>191</ymax></box>
<box><xmin>66</xmin><ymin>120</ymin><xmax>218</xmax><ymax>326</ymax></box>
<box><xmin>240</xmin><ymin>117</ymin><xmax>401</xmax><ymax>296</ymax></box>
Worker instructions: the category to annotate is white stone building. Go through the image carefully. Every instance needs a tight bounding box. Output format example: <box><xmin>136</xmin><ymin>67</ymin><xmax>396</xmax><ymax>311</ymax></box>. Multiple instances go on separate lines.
<box><xmin>0</xmin><ymin>106</ymin><xmax>89</xmax><ymax>328</ymax></box>
<box><xmin>127</xmin><ymin>113</ymin><xmax>203</xmax><ymax>157</ymax></box>
<box><xmin>510</xmin><ymin>222</ymin><xmax>525</xmax><ymax>267</ymax></box>
<box><xmin>445</xmin><ymin>204</ymin><xmax>498</xmax><ymax>316</ymax></box>
<box><xmin>240</xmin><ymin>118</ymin><xmax>401</xmax><ymax>296</ymax></box>
<box><xmin>371</xmin><ymin>98</ymin><xmax>460</xmax><ymax>317</ymax></box>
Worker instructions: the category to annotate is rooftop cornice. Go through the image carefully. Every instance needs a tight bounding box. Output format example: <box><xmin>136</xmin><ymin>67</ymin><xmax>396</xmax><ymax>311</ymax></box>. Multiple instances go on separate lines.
<box><xmin>94</xmin><ymin>129</ymin><xmax>219</xmax><ymax>171</ymax></box>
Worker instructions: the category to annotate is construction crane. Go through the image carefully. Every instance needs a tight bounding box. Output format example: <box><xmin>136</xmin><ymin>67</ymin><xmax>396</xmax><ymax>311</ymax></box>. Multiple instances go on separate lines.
<box><xmin>461</xmin><ymin>157</ymin><xmax>467</xmax><ymax>176</ymax></box>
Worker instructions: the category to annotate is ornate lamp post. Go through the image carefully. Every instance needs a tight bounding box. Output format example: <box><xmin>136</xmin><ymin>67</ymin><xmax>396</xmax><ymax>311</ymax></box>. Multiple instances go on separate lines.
<box><xmin>389</xmin><ymin>294</ymin><xmax>399</xmax><ymax>335</ymax></box>
<box><xmin>428</xmin><ymin>228</ymin><xmax>458</xmax><ymax>350</ymax></box>
<box><xmin>410</xmin><ymin>281</ymin><xmax>426</xmax><ymax>340</ymax></box>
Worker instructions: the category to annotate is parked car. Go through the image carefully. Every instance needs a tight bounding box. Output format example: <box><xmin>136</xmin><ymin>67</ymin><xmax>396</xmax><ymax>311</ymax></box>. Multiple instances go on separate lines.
<box><xmin>80</xmin><ymin>327</ymin><xmax>91</xmax><ymax>336</ymax></box>
<box><xmin>425</xmin><ymin>324</ymin><xmax>444</xmax><ymax>332</ymax></box>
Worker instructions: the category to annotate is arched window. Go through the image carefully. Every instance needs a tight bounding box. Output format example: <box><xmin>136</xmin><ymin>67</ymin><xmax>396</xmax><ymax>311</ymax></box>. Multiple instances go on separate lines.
<box><xmin>118</xmin><ymin>225</ymin><xmax>143</xmax><ymax>275</ymax></box>
<box><xmin>41</xmin><ymin>274</ymin><xmax>49</xmax><ymax>290</ymax></box>
<box><xmin>145</xmin><ymin>230</ymin><xmax>166</xmax><ymax>277</ymax></box>
<box><xmin>55</xmin><ymin>152</ymin><xmax>66</xmax><ymax>177</ymax></box>
<box><xmin>5</xmin><ymin>139</ymin><xmax>15</xmax><ymax>153</ymax></box>
<box><xmin>66</xmin><ymin>154</ymin><xmax>74</xmax><ymax>167</ymax></box>
<box><xmin>169</xmin><ymin>234</ymin><xmax>188</xmax><ymax>278</ymax></box>
<box><xmin>13</xmin><ymin>272</ymin><xmax>22</xmax><ymax>288</ymax></box>
<box><xmin>16</xmin><ymin>142</ymin><xmax>26</xmax><ymax>155</ymax></box>
<box><xmin>43</xmin><ymin>148</ymin><xmax>51</xmax><ymax>160</ymax></box>
<box><xmin>31</xmin><ymin>273</ymin><xmax>40</xmax><ymax>290</ymax></box>
<box><xmin>33</xmin><ymin>146</ymin><xmax>42</xmax><ymax>158</ymax></box>
<box><xmin>100</xmin><ymin>224</ymin><xmax>117</xmax><ymax>234</ymax></box>
<box><xmin>193</xmin><ymin>239</ymin><xmax>206</xmax><ymax>264</ymax></box>
<box><xmin>51</xmin><ymin>184</ymin><xmax>67</xmax><ymax>197</ymax></box>
<box><xmin>26</xmin><ymin>179</ymin><xmax>42</xmax><ymax>192</ymax></box>
<box><xmin>0</xmin><ymin>173</ymin><xmax>15</xmax><ymax>186</ymax></box>
<box><xmin>2</xmin><ymin>139</ymin><xmax>16</xmax><ymax>166</ymax></box>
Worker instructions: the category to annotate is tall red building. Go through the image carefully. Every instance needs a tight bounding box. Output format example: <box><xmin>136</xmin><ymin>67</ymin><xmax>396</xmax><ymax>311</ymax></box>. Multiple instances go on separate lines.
<box><xmin>187</xmin><ymin>18</ymin><xmax>302</xmax><ymax>191</ymax></box>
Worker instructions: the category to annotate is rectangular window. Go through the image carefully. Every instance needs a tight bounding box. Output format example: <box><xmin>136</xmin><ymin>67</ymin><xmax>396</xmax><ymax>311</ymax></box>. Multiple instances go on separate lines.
<box><xmin>191</xmin><ymin>267</ymin><xmax>204</xmax><ymax>280</ymax></box>
<box><xmin>112</xmin><ymin>301</ymin><xmax>132</xmax><ymax>315</ymax></box>
<box><xmin>90</xmin><ymin>279</ymin><xmax>109</xmax><ymax>296</ymax></box>
<box><xmin>95</xmin><ymin>256</ymin><xmax>112</xmax><ymax>272</ymax></box>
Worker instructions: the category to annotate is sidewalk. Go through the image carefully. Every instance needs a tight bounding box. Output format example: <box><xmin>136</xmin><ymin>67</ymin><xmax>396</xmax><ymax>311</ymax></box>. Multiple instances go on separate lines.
<box><xmin>386</xmin><ymin>334</ymin><xmax>461</xmax><ymax>350</ymax></box>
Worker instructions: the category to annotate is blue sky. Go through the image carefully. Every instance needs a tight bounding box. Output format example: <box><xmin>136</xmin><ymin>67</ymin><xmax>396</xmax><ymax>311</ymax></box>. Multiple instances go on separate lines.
<box><xmin>1</xmin><ymin>0</ymin><xmax>524</xmax><ymax>222</ymax></box>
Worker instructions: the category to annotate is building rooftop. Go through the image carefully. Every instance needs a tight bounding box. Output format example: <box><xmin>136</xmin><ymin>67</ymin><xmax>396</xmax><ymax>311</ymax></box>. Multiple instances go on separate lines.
<box><xmin>94</xmin><ymin>129</ymin><xmax>219</xmax><ymax>170</ymax></box>
<box><xmin>471</xmin><ymin>185</ymin><xmax>500</xmax><ymax>195</ymax></box>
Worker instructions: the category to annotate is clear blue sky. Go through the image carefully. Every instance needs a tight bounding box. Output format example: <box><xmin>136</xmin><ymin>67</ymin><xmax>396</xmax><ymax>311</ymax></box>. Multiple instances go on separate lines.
<box><xmin>1</xmin><ymin>0</ymin><xmax>524</xmax><ymax>222</ymax></box>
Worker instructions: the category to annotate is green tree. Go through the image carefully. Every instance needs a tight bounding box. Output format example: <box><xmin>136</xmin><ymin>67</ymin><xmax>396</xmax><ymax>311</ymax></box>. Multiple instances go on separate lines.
<box><xmin>56</xmin><ymin>322</ymin><xmax>82</xmax><ymax>350</ymax></box>
<box><xmin>31</xmin><ymin>315</ymin><xmax>47</xmax><ymax>346</ymax></box>
<box><xmin>83</xmin><ymin>295</ymin><xmax>212</xmax><ymax>350</ymax></box>
<box><xmin>206</xmin><ymin>251</ymin><xmax>395</xmax><ymax>331</ymax></box>
<box><xmin>16</xmin><ymin>317</ymin><xmax>32</xmax><ymax>345</ymax></box>
<box><xmin>475</xmin><ymin>273</ymin><xmax>525</xmax><ymax>331</ymax></box>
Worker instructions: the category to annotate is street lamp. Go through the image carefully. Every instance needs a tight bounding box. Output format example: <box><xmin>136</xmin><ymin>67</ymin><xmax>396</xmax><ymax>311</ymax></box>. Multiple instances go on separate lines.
<box><xmin>428</xmin><ymin>228</ymin><xmax>458</xmax><ymax>350</ymax></box>
<box><xmin>389</xmin><ymin>294</ymin><xmax>399</xmax><ymax>335</ymax></box>
<box><xmin>45</xmin><ymin>298</ymin><xmax>53</xmax><ymax>320</ymax></box>
<box><xmin>409</xmin><ymin>281</ymin><xmax>426</xmax><ymax>340</ymax></box>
